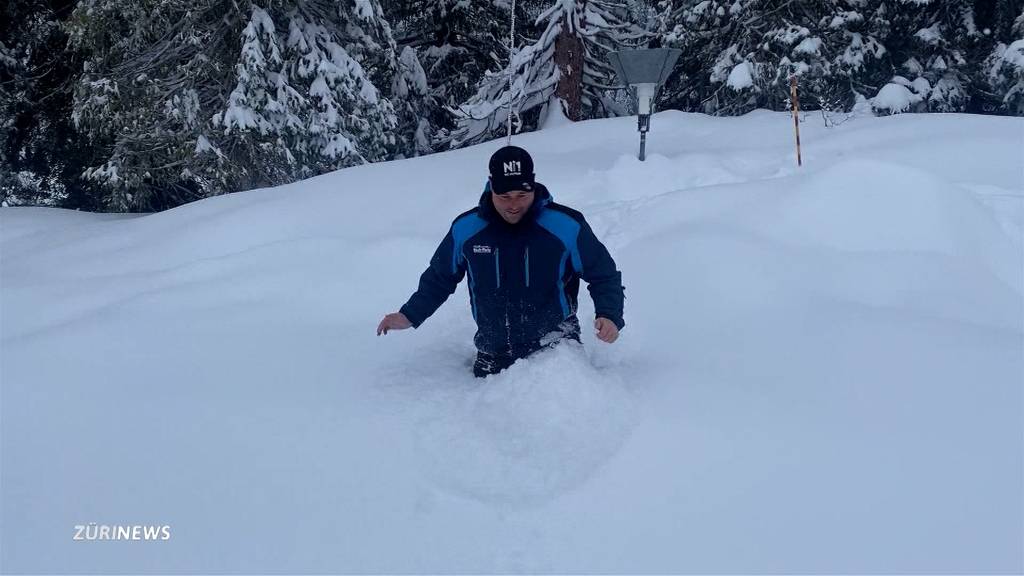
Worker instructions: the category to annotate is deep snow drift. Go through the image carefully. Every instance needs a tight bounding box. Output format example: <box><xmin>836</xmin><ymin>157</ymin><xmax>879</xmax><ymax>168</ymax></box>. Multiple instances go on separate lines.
<box><xmin>2</xmin><ymin>110</ymin><xmax>1022</xmax><ymax>572</ymax></box>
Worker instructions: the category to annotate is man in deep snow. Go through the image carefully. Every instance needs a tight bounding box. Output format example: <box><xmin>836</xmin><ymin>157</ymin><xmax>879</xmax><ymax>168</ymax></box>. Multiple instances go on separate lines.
<box><xmin>377</xmin><ymin>146</ymin><xmax>625</xmax><ymax>377</ymax></box>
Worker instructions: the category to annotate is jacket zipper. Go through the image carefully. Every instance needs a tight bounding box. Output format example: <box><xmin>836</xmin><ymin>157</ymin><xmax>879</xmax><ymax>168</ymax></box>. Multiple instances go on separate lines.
<box><xmin>495</xmin><ymin>248</ymin><xmax>501</xmax><ymax>288</ymax></box>
<box><xmin>524</xmin><ymin>246</ymin><xmax>530</xmax><ymax>287</ymax></box>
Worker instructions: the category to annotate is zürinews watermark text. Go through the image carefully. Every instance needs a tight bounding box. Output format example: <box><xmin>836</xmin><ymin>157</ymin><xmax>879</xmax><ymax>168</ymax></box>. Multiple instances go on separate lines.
<box><xmin>73</xmin><ymin>524</ymin><xmax>171</xmax><ymax>541</ymax></box>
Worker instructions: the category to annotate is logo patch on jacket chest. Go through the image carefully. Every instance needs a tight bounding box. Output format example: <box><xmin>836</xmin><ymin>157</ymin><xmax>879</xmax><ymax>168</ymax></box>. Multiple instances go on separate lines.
<box><xmin>472</xmin><ymin>245</ymin><xmax>492</xmax><ymax>254</ymax></box>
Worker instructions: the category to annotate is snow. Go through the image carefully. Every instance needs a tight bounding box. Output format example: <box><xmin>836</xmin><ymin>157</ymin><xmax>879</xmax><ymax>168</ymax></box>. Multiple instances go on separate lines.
<box><xmin>793</xmin><ymin>36</ymin><xmax>823</xmax><ymax>55</ymax></box>
<box><xmin>540</xmin><ymin>96</ymin><xmax>572</xmax><ymax>129</ymax></box>
<box><xmin>2</xmin><ymin>111</ymin><xmax>1022</xmax><ymax>572</ymax></box>
<box><xmin>769</xmin><ymin>24</ymin><xmax>811</xmax><ymax>45</ymax></box>
<box><xmin>353</xmin><ymin>0</ymin><xmax>375</xmax><ymax>21</ymax></box>
<box><xmin>871</xmin><ymin>81</ymin><xmax>923</xmax><ymax>113</ymax></box>
<box><xmin>1002</xmin><ymin>39</ymin><xmax>1024</xmax><ymax>69</ymax></box>
<box><xmin>840</xmin><ymin>32</ymin><xmax>886</xmax><ymax>70</ymax></box>
<box><xmin>396</xmin><ymin>46</ymin><xmax>428</xmax><ymax>98</ymax></box>
<box><xmin>904</xmin><ymin>55</ymin><xmax>925</xmax><ymax>75</ymax></box>
<box><xmin>915</xmin><ymin>23</ymin><xmax>943</xmax><ymax>45</ymax></box>
<box><xmin>193</xmin><ymin>135</ymin><xmax>216</xmax><ymax>155</ymax></box>
<box><xmin>710</xmin><ymin>43</ymin><xmax>740</xmax><ymax>83</ymax></box>
<box><xmin>829</xmin><ymin>10</ymin><xmax>863</xmax><ymax>29</ymax></box>
<box><xmin>911</xmin><ymin>75</ymin><xmax>932</xmax><ymax>94</ymax></box>
<box><xmin>726</xmin><ymin>61</ymin><xmax>754</xmax><ymax>90</ymax></box>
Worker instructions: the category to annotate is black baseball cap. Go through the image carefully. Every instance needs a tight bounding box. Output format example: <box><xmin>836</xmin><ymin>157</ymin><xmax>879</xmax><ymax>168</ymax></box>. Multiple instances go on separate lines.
<box><xmin>488</xmin><ymin>146</ymin><xmax>535</xmax><ymax>194</ymax></box>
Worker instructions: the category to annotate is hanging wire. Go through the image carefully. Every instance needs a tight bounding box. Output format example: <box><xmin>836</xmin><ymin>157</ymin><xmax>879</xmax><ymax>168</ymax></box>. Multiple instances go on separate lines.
<box><xmin>505</xmin><ymin>0</ymin><xmax>517</xmax><ymax>145</ymax></box>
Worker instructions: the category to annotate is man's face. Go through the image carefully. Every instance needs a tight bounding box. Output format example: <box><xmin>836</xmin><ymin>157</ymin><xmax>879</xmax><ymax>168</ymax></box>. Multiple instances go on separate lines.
<box><xmin>492</xmin><ymin>190</ymin><xmax>535</xmax><ymax>224</ymax></box>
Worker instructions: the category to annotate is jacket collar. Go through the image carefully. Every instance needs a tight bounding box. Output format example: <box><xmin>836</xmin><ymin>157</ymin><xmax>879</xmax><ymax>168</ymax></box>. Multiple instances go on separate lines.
<box><xmin>478</xmin><ymin>181</ymin><xmax>552</xmax><ymax>225</ymax></box>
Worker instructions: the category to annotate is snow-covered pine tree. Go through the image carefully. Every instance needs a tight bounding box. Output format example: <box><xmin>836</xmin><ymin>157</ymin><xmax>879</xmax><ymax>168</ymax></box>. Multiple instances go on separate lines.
<box><xmin>1</xmin><ymin>0</ymin><xmax>104</xmax><ymax>209</ymax></box>
<box><xmin>625</xmin><ymin>0</ymin><xmax>658</xmax><ymax>31</ymax></box>
<box><xmin>980</xmin><ymin>1</ymin><xmax>1024</xmax><ymax>114</ymax></box>
<box><xmin>656</xmin><ymin>0</ymin><xmax>1024</xmax><ymax>117</ymax></box>
<box><xmin>819</xmin><ymin>4</ymin><xmax>890</xmax><ymax>113</ymax></box>
<box><xmin>391</xmin><ymin>45</ymin><xmax>435</xmax><ymax>157</ymax></box>
<box><xmin>866</xmin><ymin>0</ymin><xmax>982</xmax><ymax>114</ymax></box>
<box><xmin>385</xmin><ymin>0</ymin><xmax>514</xmax><ymax>152</ymax></box>
<box><xmin>212</xmin><ymin>3</ymin><xmax>398</xmax><ymax>181</ymax></box>
<box><xmin>69</xmin><ymin>0</ymin><xmax>398</xmax><ymax>211</ymax></box>
<box><xmin>656</xmin><ymin>0</ymin><xmax>888</xmax><ymax>116</ymax></box>
<box><xmin>0</xmin><ymin>0</ymin><xmax>46</xmax><ymax>206</ymax></box>
<box><xmin>448</xmin><ymin>0</ymin><xmax>643</xmax><ymax>148</ymax></box>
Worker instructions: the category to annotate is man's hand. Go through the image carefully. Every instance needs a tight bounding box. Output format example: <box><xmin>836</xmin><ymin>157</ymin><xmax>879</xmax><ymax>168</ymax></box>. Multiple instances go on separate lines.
<box><xmin>594</xmin><ymin>317</ymin><xmax>619</xmax><ymax>343</ymax></box>
<box><xmin>377</xmin><ymin>312</ymin><xmax>412</xmax><ymax>336</ymax></box>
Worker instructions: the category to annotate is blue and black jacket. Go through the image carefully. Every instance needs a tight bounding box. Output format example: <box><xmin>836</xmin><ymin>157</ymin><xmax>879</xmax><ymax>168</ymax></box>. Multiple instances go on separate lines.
<box><xmin>400</xmin><ymin>182</ymin><xmax>625</xmax><ymax>357</ymax></box>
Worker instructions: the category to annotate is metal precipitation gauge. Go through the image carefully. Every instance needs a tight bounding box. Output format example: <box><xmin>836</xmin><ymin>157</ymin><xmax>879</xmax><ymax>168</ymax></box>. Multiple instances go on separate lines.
<box><xmin>607</xmin><ymin>48</ymin><xmax>682</xmax><ymax>161</ymax></box>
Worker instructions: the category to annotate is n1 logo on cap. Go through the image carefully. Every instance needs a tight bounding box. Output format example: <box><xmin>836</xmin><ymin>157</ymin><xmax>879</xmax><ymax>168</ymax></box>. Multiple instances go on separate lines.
<box><xmin>503</xmin><ymin>161</ymin><xmax>522</xmax><ymax>176</ymax></box>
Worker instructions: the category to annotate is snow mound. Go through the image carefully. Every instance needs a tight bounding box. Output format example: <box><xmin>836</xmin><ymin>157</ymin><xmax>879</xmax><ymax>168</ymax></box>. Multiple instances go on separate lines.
<box><xmin>410</xmin><ymin>342</ymin><xmax>638</xmax><ymax>506</ymax></box>
<box><xmin>3</xmin><ymin>111</ymin><xmax>1022</xmax><ymax>573</ymax></box>
<box><xmin>727</xmin><ymin>61</ymin><xmax>754</xmax><ymax>90</ymax></box>
<box><xmin>762</xmin><ymin>159</ymin><xmax>1018</xmax><ymax>268</ymax></box>
<box><xmin>722</xmin><ymin>159</ymin><xmax>1024</xmax><ymax>328</ymax></box>
<box><xmin>0</xmin><ymin>207</ymin><xmax>139</xmax><ymax>247</ymax></box>
<box><xmin>594</xmin><ymin>152</ymin><xmax>745</xmax><ymax>203</ymax></box>
<box><xmin>871</xmin><ymin>81</ymin><xmax>923</xmax><ymax>113</ymax></box>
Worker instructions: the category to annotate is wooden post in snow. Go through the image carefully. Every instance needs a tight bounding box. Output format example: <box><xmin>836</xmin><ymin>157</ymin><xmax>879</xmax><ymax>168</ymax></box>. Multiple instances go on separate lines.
<box><xmin>790</xmin><ymin>76</ymin><xmax>802</xmax><ymax>167</ymax></box>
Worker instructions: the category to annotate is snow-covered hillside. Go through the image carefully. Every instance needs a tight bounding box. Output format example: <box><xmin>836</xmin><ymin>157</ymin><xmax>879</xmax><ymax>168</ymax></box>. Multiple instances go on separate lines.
<box><xmin>2</xmin><ymin>110</ymin><xmax>1022</xmax><ymax>572</ymax></box>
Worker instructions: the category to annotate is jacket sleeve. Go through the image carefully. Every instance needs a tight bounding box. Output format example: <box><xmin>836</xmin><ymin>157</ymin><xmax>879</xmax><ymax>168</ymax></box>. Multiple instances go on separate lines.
<box><xmin>577</xmin><ymin>219</ymin><xmax>626</xmax><ymax>330</ymax></box>
<box><xmin>399</xmin><ymin>226</ymin><xmax>466</xmax><ymax>328</ymax></box>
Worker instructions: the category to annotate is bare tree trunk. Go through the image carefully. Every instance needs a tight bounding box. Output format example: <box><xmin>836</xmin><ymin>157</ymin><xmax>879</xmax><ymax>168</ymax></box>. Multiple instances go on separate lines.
<box><xmin>554</xmin><ymin>7</ymin><xmax>584</xmax><ymax>121</ymax></box>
